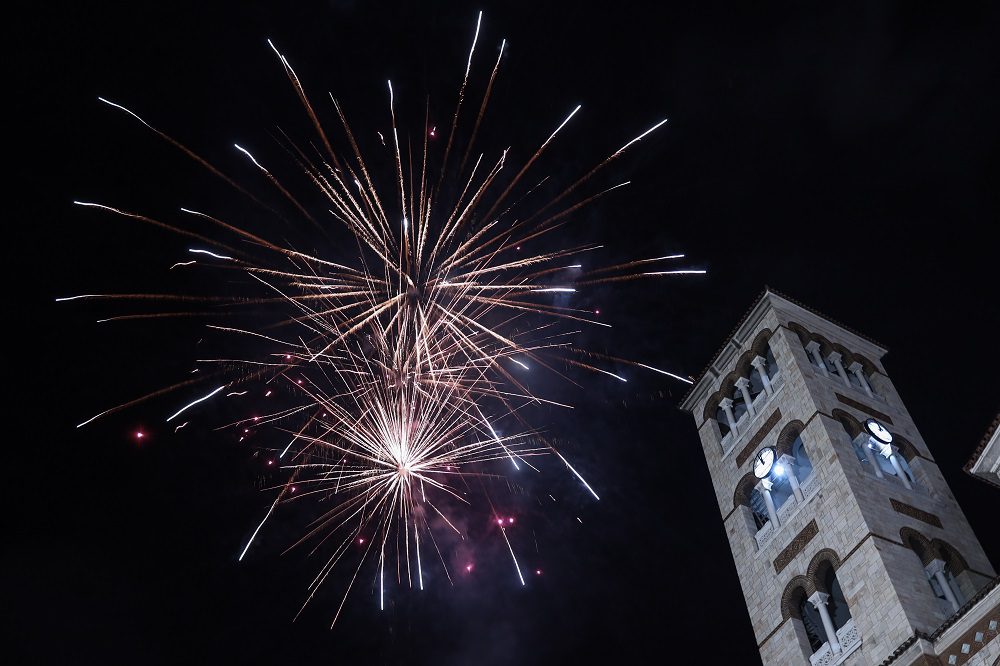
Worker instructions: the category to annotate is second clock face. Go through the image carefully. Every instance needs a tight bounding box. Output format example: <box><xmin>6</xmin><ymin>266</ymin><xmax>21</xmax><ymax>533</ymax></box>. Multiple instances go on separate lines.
<box><xmin>865</xmin><ymin>418</ymin><xmax>893</xmax><ymax>444</ymax></box>
<box><xmin>753</xmin><ymin>447</ymin><xmax>776</xmax><ymax>479</ymax></box>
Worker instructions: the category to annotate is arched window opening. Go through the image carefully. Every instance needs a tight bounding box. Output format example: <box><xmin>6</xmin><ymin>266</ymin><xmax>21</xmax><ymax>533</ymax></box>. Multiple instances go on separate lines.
<box><xmin>936</xmin><ymin>546</ymin><xmax>967</xmax><ymax>607</ymax></box>
<box><xmin>851</xmin><ymin>436</ymin><xmax>869</xmax><ymax>465</ymax></box>
<box><xmin>903</xmin><ymin>531</ymin><xmax>964</xmax><ymax>612</ymax></box>
<box><xmin>870</xmin><ymin>436</ymin><xmax>918</xmax><ymax>486</ymax></box>
<box><xmin>792</xmin><ymin>436</ymin><xmax>813</xmax><ymax>480</ymax></box>
<box><xmin>768</xmin><ymin>473</ymin><xmax>794</xmax><ymax>511</ymax></box>
<box><xmin>714</xmin><ymin>402</ymin><xmax>732</xmax><ymax>437</ymax></box>
<box><xmin>833</xmin><ymin>411</ymin><xmax>862</xmax><ymax>441</ymax></box>
<box><xmin>749</xmin><ymin>487</ymin><xmax>770</xmax><ymax>529</ymax></box>
<box><xmin>847</xmin><ymin>368</ymin><xmax>864</xmax><ymax>390</ymax></box>
<box><xmin>904</xmin><ymin>533</ymin><xmax>931</xmax><ymax>565</ymax></box>
<box><xmin>764</xmin><ymin>346</ymin><xmax>778</xmax><ymax>380</ymax></box>
<box><xmin>796</xmin><ymin>594</ymin><xmax>826</xmax><ymax>652</ymax></box>
<box><xmin>896</xmin><ymin>455</ymin><xmax>916</xmax><ymax>486</ymax></box>
<box><xmin>730</xmin><ymin>388</ymin><xmax>749</xmax><ymax>422</ymax></box>
<box><xmin>748</xmin><ymin>364</ymin><xmax>766</xmax><ymax>398</ymax></box>
<box><xmin>804</xmin><ymin>340</ymin><xmax>826</xmax><ymax>372</ymax></box>
<box><xmin>928</xmin><ymin>569</ymin><xmax>961</xmax><ymax>606</ymax></box>
<box><xmin>873</xmin><ymin>448</ymin><xmax>898</xmax><ymax>477</ymax></box>
<box><xmin>822</xmin><ymin>567</ymin><xmax>852</xmax><ymax>631</ymax></box>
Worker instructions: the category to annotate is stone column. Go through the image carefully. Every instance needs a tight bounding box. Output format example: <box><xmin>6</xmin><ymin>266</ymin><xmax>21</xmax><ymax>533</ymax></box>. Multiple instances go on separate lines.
<box><xmin>855</xmin><ymin>434</ymin><xmax>884</xmax><ymax>479</ymax></box>
<box><xmin>719</xmin><ymin>397</ymin><xmax>738</xmax><ymax>438</ymax></box>
<box><xmin>808</xmin><ymin>591</ymin><xmax>842</xmax><ymax>654</ymax></box>
<box><xmin>778</xmin><ymin>454</ymin><xmax>803</xmax><ymax>501</ymax></box>
<box><xmin>827</xmin><ymin>351</ymin><xmax>851</xmax><ymax>387</ymax></box>
<box><xmin>751</xmin><ymin>355</ymin><xmax>773</xmax><ymax>395</ymax></box>
<box><xmin>848</xmin><ymin>361</ymin><xmax>873</xmax><ymax>398</ymax></box>
<box><xmin>926</xmin><ymin>559</ymin><xmax>961</xmax><ymax>612</ymax></box>
<box><xmin>735</xmin><ymin>377</ymin><xmax>756</xmax><ymax>417</ymax></box>
<box><xmin>886</xmin><ymin>446</ymin><xmax>913</xmax><ymax>490</ymax></box>
<box><xmin>757</xmin><ymin>478</ymin><xmax>780</xmax><ymax>528</ymax></box>
<box><xmin>805</xmin><ymin>341</ymin><xmax>827</xmax><ymax>375</ymax></box>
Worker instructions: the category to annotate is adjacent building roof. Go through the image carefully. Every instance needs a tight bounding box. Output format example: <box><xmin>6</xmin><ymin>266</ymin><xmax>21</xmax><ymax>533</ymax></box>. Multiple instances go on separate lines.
<box><xmin>964</xmin><ymin>412</ymin><xmax>1000</xmax><ymax>490</ymax></box>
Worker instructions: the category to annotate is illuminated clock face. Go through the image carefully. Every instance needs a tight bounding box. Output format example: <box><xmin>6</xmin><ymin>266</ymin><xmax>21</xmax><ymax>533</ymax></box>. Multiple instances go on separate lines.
<box><xmin>865</xmin><ymin>418</ymin><xmax>893</xmax><ymax>444</ymax></box>
<box><xmin>753</xmin><ymin>447</ymin><xmax>776</xmax><ymax>479</ymax></box>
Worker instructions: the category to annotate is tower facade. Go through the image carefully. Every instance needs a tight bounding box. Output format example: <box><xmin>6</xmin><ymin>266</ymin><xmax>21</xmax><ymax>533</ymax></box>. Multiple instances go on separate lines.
<box><xmin>680</xmin><ymin>290</ymin><xmax>998</xmax><ymax>665</ymax></box>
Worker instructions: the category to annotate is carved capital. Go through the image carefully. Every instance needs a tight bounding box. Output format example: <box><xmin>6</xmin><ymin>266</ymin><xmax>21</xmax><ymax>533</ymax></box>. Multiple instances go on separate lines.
<box><xmin>924</xmin><ymin>558</ymin><xmax>947</xmax><ymax>577</ymax></box>
<box><xmin>807</xmin><ymin>590</ymin><xmax>831</xmax><ymax>609</ymax></box>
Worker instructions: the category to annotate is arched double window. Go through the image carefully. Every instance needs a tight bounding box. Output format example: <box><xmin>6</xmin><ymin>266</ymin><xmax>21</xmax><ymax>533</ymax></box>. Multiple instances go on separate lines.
<box><xmin>781</xmin><ymin>553</ymin><xmax>859</xmax><ymax>661</ymax></box>
<box><xmin>835</xmin><ymin>410</ymin><xmax>917</xmax><ymax>489</ymax></box>
<box><xmin>901</xmin><ymin>529</ymin><xmax>968</xmax><ymax>613</ymax></box>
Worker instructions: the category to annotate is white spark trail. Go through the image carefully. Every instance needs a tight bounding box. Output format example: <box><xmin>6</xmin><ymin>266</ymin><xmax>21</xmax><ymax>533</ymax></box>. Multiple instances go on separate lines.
<box><xmin>55</xmin><ymin>294</ymin><xmax>105</xmax><ymax>302</ymax></box>
<box><xmin>97</xmin><ymin>97</ymin><xmax>156</xmax><ymax>130</ymax></box>
<box><xmin>239</xmin><ymin>497</ymin><xmax>279</xmax><ymax>561</ymax></box>
<box><xmin>188</xmin><ymin>248</ymin><xmax>233</xmax><ymax>260</ymax></box>
<box><xmin>234</xmin><ymin>143</ymin><xmax>266</xmax><ymax>171</ymax></box>
<box><xmin>635</xmin><ymin>363</ymin><xmax>693</xmax><ymax>384</ymax></box>
<box><xmin>465</xmin><ymin>11</ymin><xmax>483</xmax><ymax>78</ymax></box>
<box><xmin>555</xmin><ymin>450</ymin><xmax>601</xmax><ymax>500</ymax></box>
<box><xmin>613</xmin><ymin>117</ymin><xmax>669</xmax><ymax>156</ymax></box>
<box><xmin>166</xmin><ymin>385</ymin><xmax>228</xmax><ymax>422</ymax></box>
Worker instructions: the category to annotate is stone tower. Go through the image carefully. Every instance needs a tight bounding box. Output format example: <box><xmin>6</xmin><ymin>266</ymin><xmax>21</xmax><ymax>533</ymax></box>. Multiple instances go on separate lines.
<box><xmin>679</xmin><ymin>289</ymin><xmax>998</xmax><ymax>665</ymax></box>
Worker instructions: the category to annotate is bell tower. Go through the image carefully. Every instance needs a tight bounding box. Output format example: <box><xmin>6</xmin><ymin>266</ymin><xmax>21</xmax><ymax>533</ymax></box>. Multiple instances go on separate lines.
<box><xmin>680</xmin><ymin>289</ymin><xmax>998</xmax><ymax>665</ymax></box>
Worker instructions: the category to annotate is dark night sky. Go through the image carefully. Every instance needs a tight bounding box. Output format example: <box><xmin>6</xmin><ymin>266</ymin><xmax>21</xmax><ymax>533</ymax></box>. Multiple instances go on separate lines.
<box><xmin>10</xmin><ymin>2</ymin><xmax>1000</xmax><ymax>664</ymax></box>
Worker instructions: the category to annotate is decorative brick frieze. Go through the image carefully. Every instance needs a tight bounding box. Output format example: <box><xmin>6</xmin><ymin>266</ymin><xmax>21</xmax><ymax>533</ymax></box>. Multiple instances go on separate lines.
<box><xmin>835</xmin><ymin>392</ymin><xmax>894</xmax><ymax>425</ymax></box>
<box><xmin>735</xmin><ymin>408</ymin><xmax>783</xmax><ymax>467</ymax></box>
<box><xmin>890</xmin><ymin>498</ymin><xmax>944</xmax><ymax>528</ymax></box>
<box><xmin>773</xmin><ymin>519</ymin><xmax>819</xmax><ymax>574</ymax></box>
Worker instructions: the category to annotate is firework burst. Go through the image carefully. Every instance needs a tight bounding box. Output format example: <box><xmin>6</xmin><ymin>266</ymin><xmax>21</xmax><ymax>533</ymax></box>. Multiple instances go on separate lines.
<box><xmin>61</xmin><ymin>13</ymin><xmax>702</xmax><ymax>624</ymax></box>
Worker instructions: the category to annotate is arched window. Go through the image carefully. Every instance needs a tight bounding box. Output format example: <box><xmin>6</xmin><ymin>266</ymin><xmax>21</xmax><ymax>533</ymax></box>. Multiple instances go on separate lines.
<box><xmin>748</xmin><ymin>365</ymin><xmax>766</xmax><ymax>398</ymax></box>
<box><xmin>822</xmin><ymin>567</ymin><xmax>852</xmax><ymax>631</ymax></box>
<box><xmin>934</xmin><ymin>542</ymin><xmax>968</xmax><ymax>608</ymax></box>
<box><xmin>792</xmin><ymin>436</ymin><xmax>813</xmax><ymax>480</ymax></box>
<box><xmin>851</xmin><ymin>436</ymin><xmax>869</xmax><ymax>465</ymax></box>
<box><xmin>868</xmin><ymin>443</ymin><xmax>916</xmax><ymax>486</ymax></box>
<box><xmin>847</xmin><ymin>366</ymin><xmax>864</xmax><ymax>390</ymax></box>
<box><xmin>796</xmin><ymin>594</ymin><xmax>826</xmax><ymax>652</ymax></box>
<box><xmin>765</xmin><ymin>346</ymin><xmax>778</xmax><ymax>378</ymax></box>
<box><xmin>896</xmin><ymin>455</ymin><xmax>916</xmax><ymax>486</ymax></box>
<box><xmin>714</xmin><ymin>402</ymin><xmax>732</xmax><ymax>437</ymax></box>
<box><xmin>928</xmin><ymin>568</ymin><xmax>962</xmax><ymax>606</ymax></box>
<box><xmin>730</xmin><ymin>388</ymin><xmax>749</xmax><ymax>422</ymax></box>
<box><xmin>833</xmin><ymin>410</ymin><xmax>862</xmax><ymax>441</ymax></box>
<box><xmin>902</xmin><ymin>530</ymin><xmax>964</xmax><ymax>612</ymax></box>
<box><xmin>767</xmin><ymin>473</ymin><xmax>794</xmax><ymax>511</ymax></box>
<box><xmin>871</xmin><ymin>447</ymin><xmax>898</xmax><ymax>477</ymax></box>
<box><xmin>749</xmin><ymin>487</ymin><xmax>769</xmax><ymax>529</ymax></box>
